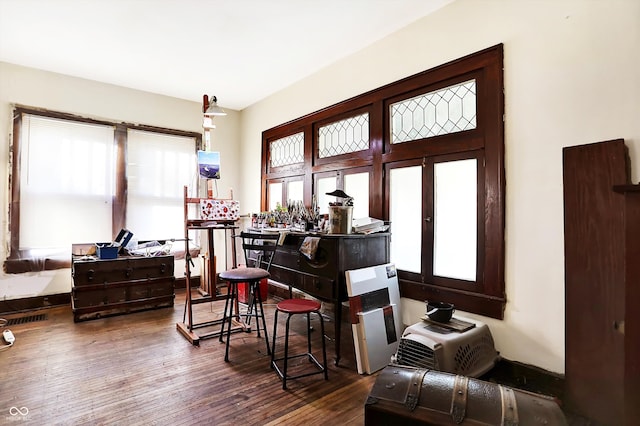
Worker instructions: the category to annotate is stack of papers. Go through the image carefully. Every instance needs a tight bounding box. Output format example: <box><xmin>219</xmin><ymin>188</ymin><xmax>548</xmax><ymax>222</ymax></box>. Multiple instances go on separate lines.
<box><xmin>352</xmin><ymin>217</ymin><xmax>387</xmax><ymax>234</ymax></box>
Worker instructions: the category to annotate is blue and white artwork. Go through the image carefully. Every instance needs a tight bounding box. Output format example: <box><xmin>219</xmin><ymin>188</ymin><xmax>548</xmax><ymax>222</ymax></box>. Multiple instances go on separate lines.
<box><xmin>198</xmin><ymin>150</ymin><xmax>221</xmax><ymax>179</ymax></box>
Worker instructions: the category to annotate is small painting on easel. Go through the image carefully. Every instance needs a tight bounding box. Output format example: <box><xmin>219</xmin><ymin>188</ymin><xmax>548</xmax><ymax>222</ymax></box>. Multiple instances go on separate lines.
<box><xmin>198</xmin><ymin>150</ymin><xmax>221</xmax><ymax>179</ymax></box>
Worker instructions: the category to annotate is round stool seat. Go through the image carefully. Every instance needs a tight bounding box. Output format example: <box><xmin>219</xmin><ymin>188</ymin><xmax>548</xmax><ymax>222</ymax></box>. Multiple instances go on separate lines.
<box><xmin>219</xmin><ymin>267</ymin><xmax>270</xmax><ymax>282</ymax></box>
<box><xmin>277</xmin><ymin>299</ymin><xmax>321</xmax><ymax>314</ymax></box>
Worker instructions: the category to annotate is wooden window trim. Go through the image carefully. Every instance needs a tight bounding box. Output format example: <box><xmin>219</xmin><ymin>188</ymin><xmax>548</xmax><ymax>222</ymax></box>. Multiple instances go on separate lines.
<box><xmin>261</xmin><ymin>45</ymin><xmax>505</xmax><ymax>318</ymax></box>
<box><xmin>4</xmin><ymin>106</ymin><xmax>202</xmax><ymax>273</ymax></box>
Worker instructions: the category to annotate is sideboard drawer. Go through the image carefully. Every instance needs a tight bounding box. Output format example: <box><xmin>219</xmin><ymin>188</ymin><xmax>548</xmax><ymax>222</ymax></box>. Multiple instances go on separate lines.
<box><xmin>299</xmin><ymin>275</ymin><xmax>335</xmax><ymax>300</ymax></box>
<box><xmin>72</xmin><ymin>255</ymin><xmax>174</xmax><ymax>285</ymax></box>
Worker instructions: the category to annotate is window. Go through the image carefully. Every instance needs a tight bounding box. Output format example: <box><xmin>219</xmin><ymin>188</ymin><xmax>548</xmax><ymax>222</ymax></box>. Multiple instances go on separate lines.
<box><xmin>388</xmin><ymin>152</ymin><xmax>483</xmax><ymax>288</ymax></box>
<box><xmin>313</xmin><ymin>169</ymin><xmax>371</xmax><ymax>217</ymax></box>
<box><xmin>315</xmin><ymin>173</ymin><xmax>337</xmax><ymax>216</ymax></box>
<box><xmin>268</xmin><ymin>181</ymin><xmax>284</xmax><ymax>211</ymax></box>
<box><xmin>269</xmin><ymin>132</ymin><xmax>304</xmax><ymax>168</ymax></box>
<box><xmin>127</xmin><ymin>129</ymin><xmax>197</xmax><ymax>241</ymax></box>
<box><xmin>390</xmin><ymin>79</ymin><xmax>477</xmax><ymax>143</ymax></box>
<box><xmin>261</xmin><ymin>45</ymin><xmax>505</xmax><ymax>318</ymax></box>
<box><xmin>6</xmin><ymin>107</ymin><xmax>201</xmax><ymax>273</ymax></box>
<box><xmin>266</xmin><ymin>176</ymin><xmax>304</xmax><ymax>211</ymax></box>
<box><xmin>17</xmin><ymin>115</ymin><xmax>115</xmax><ymax>254</ymax></box>
<box><xmin>318</xmin><ymin>113</ymin><xmax>369</xmax><ymax>158</ymax></box>
<box><xmin>388</xmin><ymin>163</ymin><xmax>422</xmax><ymax>273</ymax></box>
<box><xmin>432</xmin><ymin>157</ymin><xmax>477</xmax><ymax>282</ymax></box>
<box><xmin>343</xmin><ymin>171</ymin><xmax>369</xmax><ymax>219</ymax></box>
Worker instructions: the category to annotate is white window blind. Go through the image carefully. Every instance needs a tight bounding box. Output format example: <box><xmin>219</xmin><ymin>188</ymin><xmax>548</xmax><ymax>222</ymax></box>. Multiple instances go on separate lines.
<box><xmin>126</xmin><ymin>130</ymin><xmax>197</xmax><ymax>241</ymax></box>
<box><xmin>19</xmin><ymin>115</ymin><xmax>115</xmax><ymax>253</ymax></box>
<box><xmin>287</xmin><ymin>180</ymin><xmax>303</xmax><ymax>204</ymax></box>
<box><xmin>316</xmin><ymin>176</ymin><xmax>337</xmax><ymax>216</ymax></box>
<box><xmin>433</xmin><ymin>159</ymin><xmax>477</xmax><ymax>281</ymax></box>
<box><xmin>268</xmin><ymin>182</ymin><xmax>283</xmax><ymax>211</ymax></box>
<box><xmin>389</xmin><ymin>166</ymin><xmax>422</xmax><ymax>273</ymax></box>
<box><xmin>344</xmin><ymin>172</ymin><xmax>369</xmax><ymax>219</ymax></box>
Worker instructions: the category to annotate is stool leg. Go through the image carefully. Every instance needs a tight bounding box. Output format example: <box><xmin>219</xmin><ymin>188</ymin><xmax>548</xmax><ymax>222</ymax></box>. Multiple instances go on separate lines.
<box><xmin>270</xmin><ymin>309</ymin><xmax>279</xmax><ymax>369</ymax></box>
<box><xmin>306</xmin><ymin>313</ymin><xmax>312</xmax><ymax>360</ymax></box>
<box><xmin>219</xmin><ymin>282</ymin><xmax>231</xmax><ymax>343</ymax></box>
<box><xmin>283</xmin><ymin>313</ymin><xmax>292</xmax><ymax>390</ymax></box>
<box><xmin>224</xmin><ymin>283</ymin><xmax>236</xmax><ymax>362</ymax></box>
<box><xmin>317</xmin><ymin>310</ymin><xmax>328</xmax><ymax>380</ymax></box>
<box><xmin>255</xmin><ymin>284</ymin><xmax>271</xmax><ymax>355</ymax></box>
<box><xmin>251</xmin><ymin>282</ymin><xmax>259</xmax><ymax>336</ymax></box>
<box><xmin>245</xmin><ymin>283</ymin><xmax>255</xmax><ymax>328</ymax></box>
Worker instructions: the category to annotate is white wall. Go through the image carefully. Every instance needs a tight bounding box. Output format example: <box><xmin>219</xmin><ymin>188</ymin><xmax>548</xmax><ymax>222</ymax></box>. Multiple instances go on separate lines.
<box><xmin>0</xmin><ymin>62</ymin><xmax>242</xmax><ymax>300</ymax></box>
<box><xmin>239</xmin><ymin>0</ymin><xmax>640</xmax><ymax>374</ymax></box>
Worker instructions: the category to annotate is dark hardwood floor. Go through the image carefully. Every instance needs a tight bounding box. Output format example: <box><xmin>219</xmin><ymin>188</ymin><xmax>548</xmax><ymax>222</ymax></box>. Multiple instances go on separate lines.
<box><xmin>1</xmin><ymin>288</ymin><xmax>598</xmax><ymax>425</ymax></box>
<box><xmin>0</xmin><ymin>290</ymin><xmax>376</xmax><ymax>425</ymax></box>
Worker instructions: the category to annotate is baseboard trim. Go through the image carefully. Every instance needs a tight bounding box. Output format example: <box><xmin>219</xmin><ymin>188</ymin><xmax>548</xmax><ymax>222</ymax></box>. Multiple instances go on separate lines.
<box><xmin>0</xmin><ymin>277</ymin><xmax>199</xmax><ymax>315</ymax></box>
<box><xmin>481</xmin><ymin>358</ymin><xmax>565</xmax><ymax>402</ymax></box>
<box><xmin>0</xmin><ymin>293</ymin><xmax>71</xmax><ymax>314</ymax></box>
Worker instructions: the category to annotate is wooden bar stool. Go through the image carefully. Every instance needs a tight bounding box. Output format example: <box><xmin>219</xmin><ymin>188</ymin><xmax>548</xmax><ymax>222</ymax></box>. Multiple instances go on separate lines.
<box><xmin>270</xmin><ymin>298</ymin><xmax>328</xmax><ymax>389</ymax></box>
<box><xmin>218</xmin><ymin>267</ymin><xmax>271</xmax><ymax>362</ymax></box>
<box><xmin>218</xmin><ymin>231</ymin><xmax>279</xmax><ymax>362</ymax></box>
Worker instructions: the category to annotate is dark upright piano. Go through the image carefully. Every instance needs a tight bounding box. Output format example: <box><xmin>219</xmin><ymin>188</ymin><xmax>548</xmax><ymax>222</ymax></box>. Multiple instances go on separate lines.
<box><xmin>266</xmin><ymin>231</ymin><xmax>391</xmax><ymax>365</ymax></box>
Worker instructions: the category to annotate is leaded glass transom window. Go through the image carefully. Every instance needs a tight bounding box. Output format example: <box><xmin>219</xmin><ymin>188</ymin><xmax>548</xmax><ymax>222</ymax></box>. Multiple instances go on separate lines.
<box><xmin>391</xmin><ymin>79</ymin><xmax>476</xmax><ymax>144</ymax></box>
<box><xmin>270</xmin><ymin>132</ymin><xmax>304</xmax><ymax>167</ymax></box>
<box><xmin>318</xmin><ymin>113</ymin><xmax>369</xmax><ymax>158</ymax></box>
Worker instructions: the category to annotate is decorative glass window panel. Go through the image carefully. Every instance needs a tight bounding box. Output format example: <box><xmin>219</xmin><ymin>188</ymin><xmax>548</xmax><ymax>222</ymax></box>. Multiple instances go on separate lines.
<box><xmin>344</xmin><ymin>172</ymin><xmax>369</xmax><ymax>219</ymax></box>
<box><xmin>389</xmin><ymin>166</ymin><xmax>422</xmax><ymax>273</ymax></box>
<box><xmin>19</xmin><ymin>115</ymin><xmax>115</xmax><ymax>252</ymax></box>
<box><xmin>318</xmin><ymin>113</ymin><xmax>369</xmax><ymax>158</ymax></box>
<box><xmin>316</xmin><ymin>176</ymin><xmax>337</xmax><ymax>215</ymax></box>
<box><xmin>127</xmin><ymin>130</ymin><xmax>196</xmax><ymax>241</ymax></box>
<box><xmin>268</xmin><ymin>182</ymin><xmax>283</xmax><ymax>211</ymax></box>
<box><xmin>391</xmin><ymin>79</ymin><xmax>476</xmax><ymax>144</ymax></box>
<box><xmin>269</xmin><ymin>132</ymin><xmax>304</xmax><ymax>167</ymax></box>
<box><xmin>433</xmin><ymin>159</ymin><xmax>477</xmax><ymax>281</ymax></box>
<box><xmin>287</xmin><ymin>180</ymin><xmax>303</xmax><ymax>203</ymax></box>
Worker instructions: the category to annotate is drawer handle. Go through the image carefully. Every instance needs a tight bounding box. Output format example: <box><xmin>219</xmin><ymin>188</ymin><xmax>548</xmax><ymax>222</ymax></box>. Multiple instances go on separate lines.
<box><xmin>160</xmin><ymin>263</ymin><xmax>166</xmax><ymax>273</ymax></box>
<box><xmin>125</xmin><ymin>267</ymin><xmax>132</xmax><ymax>278</ymax></box>
<box><xmin>87</xmin><ymin>269</ymin><xmax>94</xmax><ymax>281</ymax></box>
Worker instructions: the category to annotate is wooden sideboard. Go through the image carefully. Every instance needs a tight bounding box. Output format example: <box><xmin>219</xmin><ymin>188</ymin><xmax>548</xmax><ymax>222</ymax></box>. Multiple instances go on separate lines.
<box><xmin>71</xmin><ymin>254</ymin><xmax>175</xmax><ymax>322</ymax></box>
<box><xmin>264</xmin><ymin>231</ymin><xmax>391</xmax><ymax>365</ymax></box>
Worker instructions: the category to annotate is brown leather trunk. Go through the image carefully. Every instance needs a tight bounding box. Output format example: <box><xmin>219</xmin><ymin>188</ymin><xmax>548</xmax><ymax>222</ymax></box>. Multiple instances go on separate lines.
<box><xmin>365</xmin><ymin>366</ymin><xmax>567</xmax><ymax>425</ymax></box>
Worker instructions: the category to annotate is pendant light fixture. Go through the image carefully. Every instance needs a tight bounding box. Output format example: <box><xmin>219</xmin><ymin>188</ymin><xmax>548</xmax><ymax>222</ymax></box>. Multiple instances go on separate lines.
<box><xmin>202</xmin><ymin>94</ymin><xmax>227</xmax><ymax>117</ymax></box>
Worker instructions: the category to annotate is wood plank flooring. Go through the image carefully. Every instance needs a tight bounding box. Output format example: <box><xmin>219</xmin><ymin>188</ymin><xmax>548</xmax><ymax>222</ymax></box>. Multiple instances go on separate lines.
<box><xmin>0</xmin><ymin>290</ymin><xmax>377</xmax><ymax>425</ymax></box>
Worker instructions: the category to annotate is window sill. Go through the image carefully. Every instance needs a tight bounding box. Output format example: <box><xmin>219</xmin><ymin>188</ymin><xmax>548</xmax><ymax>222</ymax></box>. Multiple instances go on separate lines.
<box><xmin>4</xmin><ymin>248</ymin><xmax>197</xmax><ymax>274</ymax></box>
<box><xmin>4</xmin><ymin>257</ymin><xmax>70</xmax><ymax>274</ymax></box>
<box><xmin>399</xmin><ymin>279</ymin><xmax>505</xmax><ymax>320</ymax></box>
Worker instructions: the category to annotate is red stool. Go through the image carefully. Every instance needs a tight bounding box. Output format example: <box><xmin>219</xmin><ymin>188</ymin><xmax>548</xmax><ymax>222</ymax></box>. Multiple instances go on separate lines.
<box><xmin>270</xmin><ymin>299</ymin><xmax>328</xmax><ymax>389</ymax></box>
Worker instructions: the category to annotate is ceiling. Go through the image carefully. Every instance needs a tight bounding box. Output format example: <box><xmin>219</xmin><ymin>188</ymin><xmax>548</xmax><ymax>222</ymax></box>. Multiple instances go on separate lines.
<box><xmin>0</xmin><ymin>0</ymin><xmax>453</xmax><ymax>111</ymax></box>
